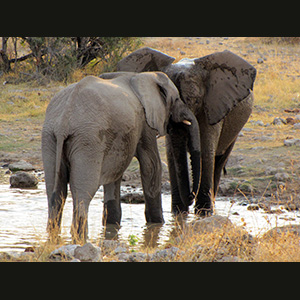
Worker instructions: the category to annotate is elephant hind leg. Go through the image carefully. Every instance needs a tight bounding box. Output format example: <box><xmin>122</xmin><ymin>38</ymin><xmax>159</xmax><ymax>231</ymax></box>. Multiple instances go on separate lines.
<box><xmin>69</xmin><ymin>153</ymin><xmax>102</xmax><ymax>243</ymax></box>
<box><xmin>43</xmin><ymin>133</ymin><xmax>69</xmax><ymax>239</ymax></box>
<box><xmin>214</xmin><ymin>139</ymin><xmax>236</xmax><ymax>196</ymax></box>
<box><xmin>103</xmin><ymin>178</ymin><xmax>122</xmax><ymax>226</ymax></box>
<box><xmin>47</xmin><ymin>161</ymin><xmax>69</xmax><ymax>238</ymax></box>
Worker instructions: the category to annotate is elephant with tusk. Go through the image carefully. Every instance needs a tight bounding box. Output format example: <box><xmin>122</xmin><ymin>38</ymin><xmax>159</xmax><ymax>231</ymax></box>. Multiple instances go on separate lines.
<box><xmin>118</xmin><ymin>47</ymin><xmax>257</xmax><ymax>215</ymax></box>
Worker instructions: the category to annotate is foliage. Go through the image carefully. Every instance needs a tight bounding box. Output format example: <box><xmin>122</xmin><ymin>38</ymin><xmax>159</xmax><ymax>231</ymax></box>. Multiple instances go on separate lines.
<box><xmin>128</xmin><ymin>234</ymin><xmax>139</xmax><ymax>246</ymax></box>
<box><xmin>0</xmin><ymin>37</ymin><xmax>141</xmax><ymax>82</ymax></box>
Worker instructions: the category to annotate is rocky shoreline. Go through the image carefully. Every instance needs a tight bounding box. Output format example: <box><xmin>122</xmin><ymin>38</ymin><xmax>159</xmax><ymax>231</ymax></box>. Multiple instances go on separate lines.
<box><xmin>2</xmin><ymin>215</ymin><xmax>300</xmax><ymax>262</ymax></box>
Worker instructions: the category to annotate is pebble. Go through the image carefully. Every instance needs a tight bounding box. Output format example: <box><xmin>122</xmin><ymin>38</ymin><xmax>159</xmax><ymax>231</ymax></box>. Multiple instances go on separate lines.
<box><xmin>284</xmin><ymin>138</ymin><xmax>300</xmax><ymax>147</ymax></box>
<box><xmin>247</xmin><ymin>204</ymin><xmax>259</xmax><ymax>211</ymax></box>
<box><xmin>272</xmin><ymin>117</ymin><xmax>286</xmax><ymax>125</ymax></box>
<box><xmin>255</xmin><ymin>120</ymin><xmax>264</xmax><ymax>126</ymax></box>
<box><xmin>274</xmin><ymin>172</ymin><xmax>290</xmax><ymax>181</ymax></box>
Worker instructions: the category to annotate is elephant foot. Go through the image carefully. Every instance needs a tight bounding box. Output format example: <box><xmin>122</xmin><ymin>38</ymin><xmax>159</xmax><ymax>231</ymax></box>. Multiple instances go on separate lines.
<box><xmin>103</xmin><ymin>200</ymin><xmax>121</xmax><ymax>226</ymax></box>
<box><xmin>172</xmin><ymin>202</ymin><xmax>189</xmax><ymax>215</ymax></box>
<box><xmin>194</xmin><ymin>191</ymin><xmax>214</xmax><ymax>216</ymax></box>
<box><xmin>194</xmin><ymin>206</ymin><xmax>214</xmax><ymax>217</ymax></box>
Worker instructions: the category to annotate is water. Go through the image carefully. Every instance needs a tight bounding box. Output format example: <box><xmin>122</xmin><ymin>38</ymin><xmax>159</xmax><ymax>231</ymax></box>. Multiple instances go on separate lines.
<box><xmin>1</xmin><ymin>183</ymin><xmax>300</xmax><ymax>252</ymax></box>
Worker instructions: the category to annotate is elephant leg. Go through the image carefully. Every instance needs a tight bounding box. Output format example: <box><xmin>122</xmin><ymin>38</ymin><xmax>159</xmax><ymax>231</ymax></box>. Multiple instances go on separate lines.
<box><xmin>43</xmin><ymin>132</ymin><xmax>68</xmax><ymax>238</ymax></box>
<box><xmin>47</xmin><ymin>161</ymin><xmax>69</xmax><ymax>237</ymax></box>
<box><xmin>195</xmin><ymin>150</ymin><xmax>215</xmax><ymax>216</ymax></box>
<box><xmin>136</xmin><ymin>133</ymin><xmax>164</xmax><ymax>224</ymax></box>
<box><xmin>103</xmin><ymin>178</ymin><xmax>122</xmax><ymax>226</ymax></box>
<box><xmin>69</xmin><ymin>154</ymin><xmax>102</xmax><ymax>243</ymax></box>
<box><xmin>214</xmin><ymin>139</ymin><xmax>236</xmax><ymax>196</ymax></box>
<box><xmin>195</xmin><ymin>117</ymin><xmax>223</xmax><ymax>216</ymax></box>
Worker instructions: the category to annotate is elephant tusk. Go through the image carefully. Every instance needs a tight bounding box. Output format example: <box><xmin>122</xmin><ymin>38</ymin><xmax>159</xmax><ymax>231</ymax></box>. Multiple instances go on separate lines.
<box><xmin>182</xmin><ymin>120</ymin><xmax>192</xmax><ymax>126</ymax></box>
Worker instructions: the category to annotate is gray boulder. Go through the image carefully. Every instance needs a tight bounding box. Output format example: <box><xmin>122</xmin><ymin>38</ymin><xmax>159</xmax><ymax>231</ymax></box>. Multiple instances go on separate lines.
<box><xmin>49</xmin><ymin>245</ymin><xmax>80</xmax><ymax>261</ymax></box>
<box><xmin>10</xmin><ymin>171</ymin><xmax>38</xmax><ymax>189</ymax></box>
<box><xmin>8</xmin><ymin>160</ymin><xmax>35</xmax><ymax>172</ymax></box>
<box><xmin>74</xmin><ymin>242</ymin><xmax>102</xmax><ymax>262</ymax></box>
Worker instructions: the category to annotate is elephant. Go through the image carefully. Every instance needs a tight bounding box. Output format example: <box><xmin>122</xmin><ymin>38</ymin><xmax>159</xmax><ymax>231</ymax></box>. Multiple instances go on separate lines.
<box><xmin>118</xmin><ymin>47</ymin><xmax>257</xmax><ymax>215</ymax></box>
<box><xmin>41</xmin><ymin>71</ymin><xmax>201</xmax><ymax>242</ymax></box>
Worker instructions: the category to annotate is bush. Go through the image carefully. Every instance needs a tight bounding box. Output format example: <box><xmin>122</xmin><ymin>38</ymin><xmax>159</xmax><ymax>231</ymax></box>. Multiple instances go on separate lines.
<box><xmin>0</xmin><ymin>37</ymin><xmax>142</xmax><ymax>82</ymax></box>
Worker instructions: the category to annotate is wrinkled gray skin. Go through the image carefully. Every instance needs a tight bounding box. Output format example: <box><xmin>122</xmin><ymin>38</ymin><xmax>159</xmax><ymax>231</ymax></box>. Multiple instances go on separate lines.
<box><xmin>118</xmin><ymin>47</ymin><xmax>257</xmax><ymax>215</ymax></box>
<box><xmin>42</xmin><ymin>71</ymin><xmax>200</xmax><ymax>242</ymax></box>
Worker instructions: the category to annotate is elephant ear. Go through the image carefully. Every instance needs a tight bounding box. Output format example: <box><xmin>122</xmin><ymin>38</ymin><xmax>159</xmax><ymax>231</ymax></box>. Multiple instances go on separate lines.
<box><xmin>117</xmin><ymin>47</ymin><xmax>175</xmax><ymax>72</ymax></box>
<box><xmin>130</xmin><ymin>72</ymin><xmax>175</xmax><ymax>136</ymax></box>
<box><xmin>195</xmin><ymin>50</ymin><xmax>257</xmax><ymax>125</ymax></box>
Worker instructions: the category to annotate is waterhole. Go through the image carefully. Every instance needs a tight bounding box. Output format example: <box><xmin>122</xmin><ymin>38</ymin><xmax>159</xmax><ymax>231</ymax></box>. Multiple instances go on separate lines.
<box><xmin>0</xmin><ymin>183</ymin><xmax>300</xmax><ymax>252</ymax></box>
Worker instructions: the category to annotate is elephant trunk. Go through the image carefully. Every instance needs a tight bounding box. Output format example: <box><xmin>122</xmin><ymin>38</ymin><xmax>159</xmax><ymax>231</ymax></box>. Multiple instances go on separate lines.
<box><xmin>187</xmin><ymin>117</ymin><xmax>201</xmax><ymax>204</ymax></box>
<box><xmin>168</xmin><ymin>102</ymin><xmax>201</xmax><ymax>209</ymax></box>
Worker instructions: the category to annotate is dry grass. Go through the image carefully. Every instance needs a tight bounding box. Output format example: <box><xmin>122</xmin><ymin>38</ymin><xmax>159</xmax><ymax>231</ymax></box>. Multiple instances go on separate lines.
<box><xmin>171</xmin><ymin>223</ymin><xmax>300</xmax><ymax>262</ymax></box>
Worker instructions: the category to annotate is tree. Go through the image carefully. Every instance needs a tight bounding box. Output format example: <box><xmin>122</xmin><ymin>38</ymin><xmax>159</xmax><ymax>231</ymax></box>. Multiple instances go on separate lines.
<box><xmin>0</xmin><ymin>37</ymin><xmax>141</xmax><ymax>81</ymax></box>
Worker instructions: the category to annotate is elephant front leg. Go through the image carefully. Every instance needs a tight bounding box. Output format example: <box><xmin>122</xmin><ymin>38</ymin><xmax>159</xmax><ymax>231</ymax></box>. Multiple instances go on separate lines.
<box><xmin>103</xmin><ymin>178</ymin><xmax>122</xmax><ymax>226</ymax></box>
<box><xmin>195</xmin><ymin>147</ymin><xmax>216</xmax><ymax>216</ymax></box>
<box><xmin>136</xmin><ymin>134</ymin><xmax>164</xmax><ymax>224</ymax></box>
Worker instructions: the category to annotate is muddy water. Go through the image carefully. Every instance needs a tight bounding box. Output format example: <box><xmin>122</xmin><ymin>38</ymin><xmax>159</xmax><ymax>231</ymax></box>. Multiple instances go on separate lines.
<box><xmin>1</xmin><ymin>183</ymin><xmax>300</xmax><ymax>252</ymax></box>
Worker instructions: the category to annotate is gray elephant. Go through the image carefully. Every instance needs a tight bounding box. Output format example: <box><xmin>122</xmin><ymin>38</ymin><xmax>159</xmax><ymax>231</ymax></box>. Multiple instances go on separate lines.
<box><xmin>41</xmin><ymin>71</ymin><xmax>200</xmax><ymax>241</ymax></box>
<box><xmin>118</xmin><ymin>47</ymin><xmax>257</xmax><ymax>215</ymax></box>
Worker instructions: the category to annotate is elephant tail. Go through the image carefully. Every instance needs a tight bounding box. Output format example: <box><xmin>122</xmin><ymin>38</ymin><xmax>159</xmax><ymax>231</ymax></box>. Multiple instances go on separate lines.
<box><xmin>52</xmin><ymin>134</ymin><xmax>66</xmax><ymax>195</ymax></box>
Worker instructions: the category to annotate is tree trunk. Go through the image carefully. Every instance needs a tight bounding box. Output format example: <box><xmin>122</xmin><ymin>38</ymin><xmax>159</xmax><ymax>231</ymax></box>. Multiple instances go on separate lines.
<box><xmin>0</xmin><ymin>37</ymin><xmax>11</xmax><ymax>72</ymax></box>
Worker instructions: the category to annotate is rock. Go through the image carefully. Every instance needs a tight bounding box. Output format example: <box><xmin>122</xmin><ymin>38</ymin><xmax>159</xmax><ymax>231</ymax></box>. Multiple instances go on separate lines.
<box><xmin>190</xmin><ymin>215</ymin><xmax>233</xmax><ymax>234</ymax></box>
<box><xmin>151</xmin><ymin>247</ymin><xmax>180</xmax><ymax>262</ymax></box>
<box><xmin>100</xmin><ymin>240</ymin><xmax>121</xmax><ymax>255</ymax></box>
<box><xmin>257</xmin><ymin>58</ymin><xmax>264</xmax><ymax>64</ymax></box>
<box><xmin>255</xmin><ymin>120</ymin><xmax>264</xmax><ymax>126</ymax></box>
<box><xmin>272</xmin><ymin>117</ymin><xmax>286</xmax><ymax>125</ymax></box>
<box><xmin>74</xmin><ymin>242</ymin><xmax>102</xmax><ymax>262</ymax></box>
<box><xmin>8</xmin><ymin>160</ymin><xmax>35</xmax><ymax>172</ymax></box>
<box><xmin>247</xmin><ymin>204</ymin><xmax>259</xmax><ymax>211</ymax></box>
<box><xmin>127</xmin><ymin>252</ymin><xmax>148</xmax><ymax>262</ymax></box>
<box><xmin>114</xmin><ymin>246</ymin><xmax>128</xmax><ymax>255</ymax></box>
<box><xmin>284</xmin><ymin>138</ymin><xmax>300</xmax><ymax>147</ymax></box>
<box><xmin>117</xmin><ymin>253</ymin><xmax>130</xmax><ymax>261</ymax></box>
<box><xmin>284</xmin><ymin>202</ymin><xmax>299</xmax><ymax>211</ymax></box>
<box><xmin>0</xmin><ymin>251</ymin><xmax>35</xmax><ymax>261</ymax></box>
<box><xmin>120</xmin><ymin>193</ymin><xmax>144</xmax><ymax>204</ymax></box>
<box><xmin>263</xmin><ymin>225</ymin><xmax>300</xmax><ymax>239</ymax></box>
<box><xmin>49</xmin><ymin>245</ymin><xmax>80</xmax><ymax>261</ymax></box>
<box><xmin>10</xmin><ymin>171</ymin><xmax>38</xmax><ymax>188</ymax></box>
<box><xmin>293</xmin><ymin>123</ymin><xmax>300</xmax><ymax>129</ymax></box>
<box><xmin>274</xmin><ymin>172</ymin><xmax>290</xmax><ymax>181</ymax></box>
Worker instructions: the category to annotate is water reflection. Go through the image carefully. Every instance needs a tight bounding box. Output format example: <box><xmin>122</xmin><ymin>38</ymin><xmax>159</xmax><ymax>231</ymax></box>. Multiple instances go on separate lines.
<box><xmin>1</xmin><ymin>183</ymin><xmax>300</xmax><ymax>252</ymax></box>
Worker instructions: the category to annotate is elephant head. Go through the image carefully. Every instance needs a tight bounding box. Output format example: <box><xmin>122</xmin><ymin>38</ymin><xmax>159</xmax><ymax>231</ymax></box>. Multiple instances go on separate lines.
<box><xmin>100</xmin><ymin>71</ymin><xmax>201</xmax><ymax>206</ymax></box>
<box><xmin>117</xmin><ymin>47</ymin><xmax>256</xmax><ymax>124</ymax></box>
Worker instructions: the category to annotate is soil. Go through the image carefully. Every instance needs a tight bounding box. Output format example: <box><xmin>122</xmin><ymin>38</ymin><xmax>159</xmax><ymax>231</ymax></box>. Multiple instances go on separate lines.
<box><xmin>1</xmin><ymin>37</ymin><xmax>300</xmax><ymax>208</ymax></box>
